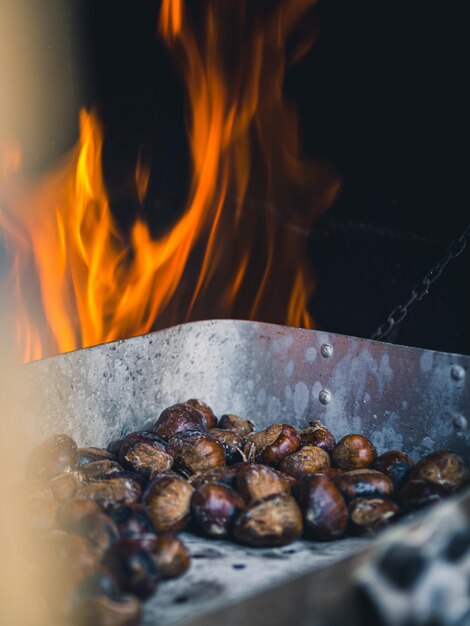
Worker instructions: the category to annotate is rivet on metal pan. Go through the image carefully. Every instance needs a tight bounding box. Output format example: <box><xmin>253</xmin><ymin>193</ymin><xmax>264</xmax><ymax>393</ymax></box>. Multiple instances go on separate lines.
<box><xmin>453</xmin><ymin>414</ymin><xmax>468</xmax><ymax>432</ymax></box>
<box><xmin>451</xmin><ymin>365</ymin><xmax>465</xmax><ymax>381</ymax></box>
<box><xmin>319</xmin><ymin>389</ymin><xmax>332</xmax><ymax>405</ymax></box>
<box><xmin>320</xmin><ymin>343</ymin><xmax>333</xmax><ymax>358</ymax></box>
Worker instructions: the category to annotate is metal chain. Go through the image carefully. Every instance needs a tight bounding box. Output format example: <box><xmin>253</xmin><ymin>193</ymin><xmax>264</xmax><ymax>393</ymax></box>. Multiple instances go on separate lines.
<box><xmin>371</xmin><ymin>222</ymin><xmax>470</xmax><ymax>341</ymax></box>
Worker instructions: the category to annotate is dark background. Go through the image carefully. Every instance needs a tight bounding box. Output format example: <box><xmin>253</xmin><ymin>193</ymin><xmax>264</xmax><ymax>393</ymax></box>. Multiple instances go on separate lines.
<box><xmin>10</xmin><ymin>0</ymin><xmax>470</xmax><ymax>353</ymax></box>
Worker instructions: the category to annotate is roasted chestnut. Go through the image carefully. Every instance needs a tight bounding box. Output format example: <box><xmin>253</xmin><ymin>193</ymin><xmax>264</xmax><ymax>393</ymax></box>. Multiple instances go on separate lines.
<box><xmin>299</xmin><ymin>420</ymin><xmax>336</xmax><ymax>453</ymax></box>
<box><xmin>50</xmin><ymin>472</ymin><xmax>84</xmax><ymax>502</ymax></box>
<box><xmin>409</xmin><ymin>450</ymin><xmax>469</xmax><ymax>490</ymax></box>
<box><xmin>153</xmin><ymin>403</ymin><xmax>207</xmax><ymax>440</ymax></box>
<box><xmin>111</xmin><ymin>504</ymin><xmax>157</xmax><ymax>539</ymax></box>
<box><xmin>279</xmin><ymin>445</ymin><xmax>331</xmax><ymax>479</ymax></box>
<box><xmin>208</xmin><ymin>428</ymin><xmax>245</xmax><ymax>464</ymax></box>
<box><xmin>143</xmin><ymin>474</ymin><xmax>195</xmax><ymax>533</ymax></box>
<box><xmin>375</xmin><ymin>450</ymin><xmax>413</xmax><ymax>491</ymax></box>
<box><xmin>58</xmin><ymin>498</ymin><xmax>102</xmax><ymax>530</ymax></box>
<box><xmin>77</xmin><ymin>447</ymin><xmax>116</xmax><ymax>467</ymax></box>
<box><xmin>336</xmin><ymin>470</ymin><xmax>394</xmax><ymax>502</ymax></box>
<box><xmin>72</xmin><ymin>512</ymin><xmax>120</xmax><ymax>558</ymax></box>
<box><xmin>237</xmin><ymin>463</ymin><xmax>290</xmax><ymax>503</ymax></box>
<box><xmin>79</xmin><ymin>459</ymin><xmax>124</xmax><ymax>482</ymax></box>
<box><xmin>185</xmin><ymin>399</ymin><xmax>218</xmax><ymax>429</ymax></box>
<box><xmin>27</xmin><ymin>434</ymin><xmax>78</xmax><ymax>480</ymax></box>
<box><xmin>102</xmin><ymin>539</ymin><xmax>160</xmax><ymax>600</ymax></box>
<box><xmin>169</xmin><ymin>431</ymin><xmax>225</xmax><ymax>474</ymax></box>
<box><xmin>150</xmin><ymin>535</ymin><xmax>191</xmax><ymax>579</ymax></box>
<box><xmin>349</xmin><ymin>497</ymin><xmax>400</xmax><ymax>534</ymax></box>
<box><xmin>77</xmin><ymin>476</ymin><xmax>142</xmax><ymax>512</ymax></box>
<box><xmin>218</xmin><ymin>414</ymin><xmax>255</xmax><ymax>437</ymax></box>
<box><xmin>191</xmin><ymin>483</ymin><xmax>245</xmax><ymax>537</ymax></box>
<box><xmin>332</xmin><ymin>435</ymin><xmax>377</xmax><ymax>470</ymax></box>
<box><xmin>118</xmin><ymin>432</ymin><xmax>173</xmax><ymax>477</ymax></box>
<box><xmin>47</xmin><ymin>530</ymin><xmax>101</xmax><ymax>578</ymax></box>
<box><xmin>399</xmin><ymin>479</ymin><xmax>451</xmax><ymax>510</ymax></box>
<box><xmin>244</xmin><ymin>423</ymin><xmax>300</xmax><ymax>466</ymax></box>
<box><xmin>233</xmin><ymin>495</ymin><xmax>303</xmax><ymax>547</ymax></box>
<box><xmin>311</xmin><ymin>467</ymin><xmax>344</xmax><ymax>481</ymax></box>
<box><xmin>295</xmin><ymin>474</ymin><xmax>348</xmax><ymax>540</ymax></box>
<box><xmin>188</xmin><ymin>466</ymin><xmax>239</xmax><ymax>490</ymax></box>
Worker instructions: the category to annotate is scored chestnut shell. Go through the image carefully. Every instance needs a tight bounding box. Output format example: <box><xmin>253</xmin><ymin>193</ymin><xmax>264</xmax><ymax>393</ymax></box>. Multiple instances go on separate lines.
<box><xmin>399</xmin><ymin>479</ymin><xmax>451</xmax><ymax>510</ymax></box>
<box><xmin>150</xmin><ymin>535</ymin><xmax>191</xmax><ymax>579</ymax></box>
<box><xmin>191</xmin><ymin>483</ymin><xmax>245</xmax><ymax>537</ymax></box>
<box><xmin>218</xmin><ymin>414</ymin><xmax>255</xmax><ymax>437</ymax></box>
<box><xmin>209</xmin><ymin>428</ymin><xmax>245</xmax><ymax>465</ymax></box>
<box><xmin>295</xmin><ymin>474</ymin><xmax>348</xmax><ymax>541</ymax></box>
<box><xmin>332</xmin><ymin>435</ymin><xmax>377</xmax><ymax>470</ymax></box>
<box><xmin>244</xmin><ymin>423</ymin><xmax>300</xmax><ymax>466</ymax></box>
<box><xmin>409</xmin><ymin>450</ymin><xmax>469</xmax><ymax>490</ymax></box>
<box><xmin>349</xmin><ymin>497</ymin><xmax>400</xmax><ymax>534</ymax></box>
<box><xmin>118</xmin><ymin>432</ymin><xmax>173</xmax><ymax>477</ymax></box>
<box><xmin>237</xmin><ymin>463</ymin><xmax>290</xmax><ymax>503</ymax></box>
<box><xmin>336</xmin><ymin>470</ymin><xmax>394</xmax><ymax>502</ymax></box>
<box><xmin>27</xmin><ymin>434</ymin><xmax>78</xmax><ymax>480</ymax></box>
<box><xmin>299</xmin><ymin>420</ymin><xmax>336</xmax><ymax>453</ymax></box>
<box><xmin>102</xmin><ymin>539</ymin><xmax>160</xmax><ymax>600</ymax></box>
<box><xmin>153</xmin><ymin>403</ymin><xmax>207</xmax><ymax>441</ymax></box>
<box><xmin>143</xmin><ymin>474</ymin><xmax>195</xmax><ymax>533</ymax></box>
<box><xmin>233</xmin><ymin>495</ymin><xmax>303</xmax><ymax>547</ymax></box>
<box><xmin>185</xmin><ymin>399</ymin><xmax>218</xmax><ymax>429</ymax></box>
<box><xmin>279</xmin><ymin>445</ymin><xmax>331</xmax><ymax>480</ymax></box>
<box><xmin>169</xmin><ymin>431</ymin><xmax>225</xmax><ymax>474</ymax></box>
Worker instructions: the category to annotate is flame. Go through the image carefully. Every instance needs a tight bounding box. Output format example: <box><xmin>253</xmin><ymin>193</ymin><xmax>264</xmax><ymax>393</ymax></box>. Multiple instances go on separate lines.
<box><xmin>0</xmin><ymin>0</ymin><xmax>339</xmax><ymax>362</ymax></box>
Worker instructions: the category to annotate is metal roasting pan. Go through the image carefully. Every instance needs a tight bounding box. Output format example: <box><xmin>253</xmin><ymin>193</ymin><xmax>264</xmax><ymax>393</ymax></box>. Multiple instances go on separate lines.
<box><xmin>21</xmin><ymin>320</ymin><xmax>470</xmax><ymax>626</ymax></box>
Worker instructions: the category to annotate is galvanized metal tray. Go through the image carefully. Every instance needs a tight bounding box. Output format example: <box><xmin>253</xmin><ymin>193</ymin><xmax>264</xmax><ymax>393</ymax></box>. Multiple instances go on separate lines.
<box><xmin>21</xmin><ymin>320</ymin><xmax>470</xmax><ymax>626</ymax></box>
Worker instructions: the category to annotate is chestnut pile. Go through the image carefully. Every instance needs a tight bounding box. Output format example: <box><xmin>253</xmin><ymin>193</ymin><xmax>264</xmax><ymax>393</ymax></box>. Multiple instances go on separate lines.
<box><xmin>23</xmin><ymin>400</ymin><xmax>469</xmax><ymax>625</ymax></box>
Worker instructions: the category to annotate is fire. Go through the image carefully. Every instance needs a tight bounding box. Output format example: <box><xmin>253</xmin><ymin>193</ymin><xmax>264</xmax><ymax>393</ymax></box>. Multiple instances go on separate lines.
<box><xmin>0</xmin><ymin>0</ymin><xmax>339</xmax><ymax>362</ymax></box>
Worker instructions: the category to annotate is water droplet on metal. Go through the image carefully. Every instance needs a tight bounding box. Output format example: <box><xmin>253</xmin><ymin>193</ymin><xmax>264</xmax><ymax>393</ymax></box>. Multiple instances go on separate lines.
<box><xmin>320</xmin><ymin>343</ymin><xmax>333</xmax><ymax>358</ymax></box>
<box><xmin>319</xmin><ymin>389</ymin><xmax>331</xmax><ymax>405</ymax></box>
<box><xmin>451</xmin><ymin>365</ymin><xmax>465</xmax><ymax>381</ymax></box>
<box><xmin>453</xmin><ymin>414</ymin><xmax>468</xmax><ymax>432</ymax></box>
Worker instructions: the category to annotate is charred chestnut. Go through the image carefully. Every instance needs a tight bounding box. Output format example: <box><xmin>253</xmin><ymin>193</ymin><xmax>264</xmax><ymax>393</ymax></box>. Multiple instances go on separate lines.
<box><xmin>299</xmin><ymin>420</ymin><xmax>336</xmax><ymax>453</ymax></box>
<box><xmin>191</xmin><ymin>483</ymin><xmax>245</xmax><ymax>537</ymax></box>
<box><xmin>111</xmin><ymin>504</ymin><xmax>157</xmax><ymax>539</ymax></box>
<box><xmin>77</xmin><ymin>447</ymin><xmax>116</xmax><ymax>467</ymax></box>
<box><xmin>151</xmin><ymin>535</ymin><xmax>191</xmax><ymax>579</ymax></box>
<box><xmin>102</xmin><ymin>539</ymin><xmax>160</xmax><ymax>600</ymax></box>
<box><xmin>153</xmin><ymin>403</ymin><xmax>207</xmax><ymax>441</ymax></box>
<box><xmin>186</xmin><ymin>399</ymin><xmax>218</xmax><ymax>429</ymax></box>
<box><xmin>279</xmin><ymin>445</ymin><xmax>331</xmax><ymax>479</ymax></box>
<box><xmin>399</xmin><ymin>479</ymin><xmax>451</xmax><ymax>510</ymax></box>
<box><xmin>27</xmin><ymin>434</ymin><xmax>78</xmax><ymax>480</ymax></box>
<box><xmin>295</xmin><ymin>474</ymin><xmax>348</xmax><ymax>540</ymax></box>
<box><xmin>143</xmin><ymin>474</ymin><xmax>195</xmax><ymax>533</ymax></box>
<box><xmin>409</xmin><ymin>450</ymin><xmax>469</xmax><ymax>490</ymax></box>
<box><xmin>349</xmin><ymin>497</ymin><xmax>400</xmax><ymax>534</ymax></box>
<box><xmin>50</xmin><ymin>472</ymin><xmax>84</xmax><ymax>502</ymax></box>
<box><xmin>169</xmin><ymin>431</ymin><xmax>225</xmax><ymax>474</ymax></box>
<box><xmin>336</xmin><ymin>470</ymin><xmax>394</xmax><ymax>502</ymax></box>
<box><xmin>77</xmin><ymin>476</ymin><xmax>142</xmax><ymax>512</ymax></box>
<box><xmin>233</xmin><ymin>495</ymin><xmax>303</xmax><ymax>547</ymax></box>
<box><xmin>58</xmin><ymin>498</ymin><xmax>102</xmax><ymax>530</ymax></box>
<box><xmin>237</xmin><ymin>463</ymin><xmax>290</xmax><ymax>503</ymax></box>
<box><xmin>208</xmin><ymin>428</ymin><xmax>244</xmax><ymax>464</ymax></box>
<box><xmin>244</xmin><ymin>423</ymin><xmax>300</xmax><ymax>466</ymax></box>
<box><xmin>118</xmin><ymin>432</ymin><xmax>173</xmax><ymax>477</ymax></box>
<box><xmin>218</xmin><ymin>414</ymin><xmax>255</xmax><ymax>437</ymax></box>
<box><xmin>332</xmin><ymin>435</ymin><xmax>377</xmax><ymax>470</ymax></box>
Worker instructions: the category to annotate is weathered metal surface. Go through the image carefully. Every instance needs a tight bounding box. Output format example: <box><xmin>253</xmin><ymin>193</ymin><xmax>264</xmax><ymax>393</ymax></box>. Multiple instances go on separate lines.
<box><xmin>21</xmin><ymin>320</ymin><xmax>470</xmax><ymax>626</ymax></box>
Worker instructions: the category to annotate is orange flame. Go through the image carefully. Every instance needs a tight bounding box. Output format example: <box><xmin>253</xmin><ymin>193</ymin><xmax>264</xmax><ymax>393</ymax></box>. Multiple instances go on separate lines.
<box><xmin>0</xmin><ymin>0</ymin><xmax>339</xmax><ymax>362</ymax></box>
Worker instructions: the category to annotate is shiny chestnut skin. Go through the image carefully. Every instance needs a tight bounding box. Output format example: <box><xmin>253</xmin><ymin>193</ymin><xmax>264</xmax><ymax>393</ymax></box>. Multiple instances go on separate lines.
<box><xmin>299</xmin><ymin>420</ymin><xmax>336</xmax><ymax>453</ymax></box>
<box><xmin>188</xmin><ymin>466</ymin><xmax>239</xmax><ymax>490</ymax></box>
<box><xmin>349</xmin><ymin>497</ymin><xmax>400</xmax><ymax>534</ymax></box>
<box><xmin>58</xmin><ymin>498</ymin><xmax>102</xmax><ymax>530</ymax></box>
<box><xmin>208</xmin><ymin>428</ymin><xmax>244</xmax><ymax>465</ymax></box>
<box><xmin>50</xmin><ymin>471</ymin><xmax>84</xmax><ymax>502</ymax></box>
<box><xmin>151</xmin><ymin>535</ymin><xmax>191</xmax><ymax>579</ymax></box>
<box><xmin>280</xmin><ymin>445</ymin><xmax>331</xmax><ymax>479</ymax></box>
<box><xmin>111</xmin><ymin>504</ymin><xmax>157</xmax><ymax>539</ymax></box>
<box><xmin>332</xmin><ymin>435</ymin><xmax>377</xmax><ymax>470</ymax></box>
<box><xmin>409</xmin><ymin>450</ymin><xmax>469</xmax><ymax>490</ymax></box>
<box><xmin>143</xmin><ymin>474</ymin><xmax>195</xmax><ymax>533</ymax></box>
<box><xmin>244</xmin><ymin>423</ymin><xmax>300</xmax><ymax>466</ymax></box>
<box><xmin>191</xmin><ymin>483</ymin><xmax>245</xmax><ymax>537</ymax></box>
<box><xmin>336</xmin><ymin>470</ymin><xmax>394</xmax><ymax>502</ymax></box>
<box><xmin>375</xmin><ymin>450</ymin><xmax>413</xmax><ymax>491</ymax></box>
<box><xmin>218</xmin><ymin>414</ymin><xmax>255</xmax><ymax>437</ymax></box>
<box><xmin>27</xmin><ymin>434</ymin><xmax>78</xmax><ymax>480</ymax></box>
<box><xmin>102</xmin><ymin>539</ymin><xmax>160</xmax><ymax>600</ymax></box>
<box><xmin>233</xmin><ymin>495</ymin><xmax>303</xmax><ymax>547</ymax></box>
<box><xmin>186</xmin><ymin>399</ymin><xmax>218</xmax><ymax>429</ymax></box>
<box><xmin>118</xmin><ymin>432</ymin><xmax>173</xmax><ymax>478</ymax></box>
<box><xmin>77</xmin><ymin>476</ymin><xmax>142</xmax><ymax>512</ymax></box>
<box><xmin>169</xmin><ymin>431</ymin><xmax>225</xmax><ymax>474</ymax></box>
<box><xmin>312</xmin><ymin>467</ymin><xmax>344</xmax><ymax>481</ymax></box>
<box><xmin>399</xmin><ymin>479</ymin><xmax>451</xmax><ymax>510</ymax></box>
<box><xmin>295</xmin><ymin>475</ymin><xmax>348</xmax><ymax>540</ymax></box>
<box><xmin>77</xmin><ymin>447</ymin><xmax>116</xmax><ymax>467</ymax></box>
<box><xmin>153</xmin><ymin>403</ymin><xmax>207</xmax><ymax>441</ymax></box>
<box><xmin>237</xmin><ymin>463</ymin><xmax>290</xmax><ymax>503</ymax></box>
